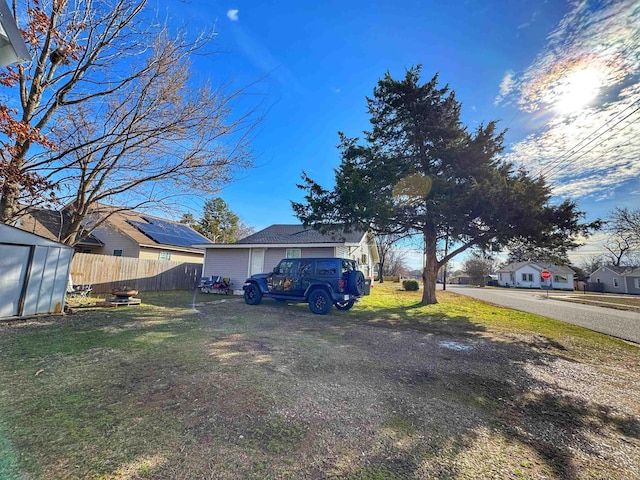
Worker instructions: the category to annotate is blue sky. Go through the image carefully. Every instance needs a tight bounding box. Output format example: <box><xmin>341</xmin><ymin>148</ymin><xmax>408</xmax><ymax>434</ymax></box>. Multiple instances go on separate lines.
<box><xmin>164</xmin><ymin>0</ymin><xmax>639</xmax><ymax>269</ymax></box>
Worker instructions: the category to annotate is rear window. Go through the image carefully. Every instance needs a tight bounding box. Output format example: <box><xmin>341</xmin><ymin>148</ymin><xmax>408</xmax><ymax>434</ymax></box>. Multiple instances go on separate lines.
<box><xmin>341</xmin><ymin>259</ymin><xmax>356</xmax><ymax>274</ymax></box>
<box><xmin>316</xmin><ymin>259</ymin><xmax>337</xmax><ymax>275</ymax></box>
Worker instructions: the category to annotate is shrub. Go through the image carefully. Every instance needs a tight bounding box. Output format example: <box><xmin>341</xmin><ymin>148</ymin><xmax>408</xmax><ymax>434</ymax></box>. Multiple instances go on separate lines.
<box><xmin>402</xmin><ymin>279</ymin><xmax>419</xmax><ymax>291</ymax></box>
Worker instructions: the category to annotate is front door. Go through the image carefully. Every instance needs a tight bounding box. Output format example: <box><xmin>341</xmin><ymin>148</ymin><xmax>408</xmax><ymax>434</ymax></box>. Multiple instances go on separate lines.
<box><xmin>249</xmin><ymin>248</ymin><xmax>265</xmax><ymax>276</ymax></box>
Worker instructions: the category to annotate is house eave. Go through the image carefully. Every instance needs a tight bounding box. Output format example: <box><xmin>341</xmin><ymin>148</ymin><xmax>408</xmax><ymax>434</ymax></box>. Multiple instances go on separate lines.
<box><xmin>139</xmin><ymin>243</ymin><xmax>207</xmax><ymax>254</ymax></box>
<box><xmin>194</xmin><ymin>242</ymin><xmax>355</xmax><ymax>249</ymax></box>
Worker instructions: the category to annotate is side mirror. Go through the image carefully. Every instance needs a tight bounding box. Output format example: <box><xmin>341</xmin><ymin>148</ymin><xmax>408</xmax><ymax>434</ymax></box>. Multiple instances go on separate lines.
<box><xmin>273</xmin><ymin>267</ymin><xmax>279</xmax><ymax>274</ymax></box>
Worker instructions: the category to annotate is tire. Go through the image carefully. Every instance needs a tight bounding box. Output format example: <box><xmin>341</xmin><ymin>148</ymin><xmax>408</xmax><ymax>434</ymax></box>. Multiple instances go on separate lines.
<box><xmin>244</xmin><ymin>283</ymin><xmax>262</xmax><ymax>305</ymax></box>
<box><xmin>308</xmin><ymin>288</ymin><xmax>332</xmax><ymax>315</ymax></box>
<box><xmin>347</xmin><ymin>271</ymin><xmax>365</xmax><ymax>296</ymax></box>
<box><xmin>334</xmin><ymin>300</ymin><xmax>355</xmax><ymax>311</ymax></box>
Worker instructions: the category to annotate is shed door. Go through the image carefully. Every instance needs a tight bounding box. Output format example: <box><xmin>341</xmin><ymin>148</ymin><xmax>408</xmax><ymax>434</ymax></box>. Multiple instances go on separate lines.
<box><xmin>0</xmin><ymin>244</ymin><xmax>31</xmax><ymax>318</ymax></box>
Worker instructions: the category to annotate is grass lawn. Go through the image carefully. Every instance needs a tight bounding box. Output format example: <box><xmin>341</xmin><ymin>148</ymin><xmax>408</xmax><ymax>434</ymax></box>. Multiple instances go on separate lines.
<box><xmin>1</xmin><ymin>285</ymin><xmax>639</xmax><ymax>479</ymax></box>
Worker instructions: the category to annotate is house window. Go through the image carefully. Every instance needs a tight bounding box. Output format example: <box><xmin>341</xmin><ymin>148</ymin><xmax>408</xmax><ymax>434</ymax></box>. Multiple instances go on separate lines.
<box><xmin>113</xmin><ymin>249</ymin><xmax>122</xmax><ymax>256</ymax></box>
<box><xmin>522</xmin><ymin>273</ymin><xmax>533</xmax><ymax>282</ymax></box>
<box><xmin>286</xmin><ymin>248</ymin><xmax>301</xmax><ymax>259</ymax></box>
<box><xmin>613</xmin><ymin>278</ymin><xmax>619</xmax><ymax>288</ymax></box>
<box><xmin>554</xmin><ymin>275</ymin><xmax>568</xmax><ymax>283</ymax></box>
<box><xmin>635</xmin><ymin>278</ymin><xmax>640</xmax><ymax>289</ymax></box>
<box><xmin>159</xmin><ymin>251</ymin><xmax>171</xmax><ymax>261</ymax></box>
<box><xmin>361</xmin><ymin>254</ymin><xmax>367</xmax><ymax>264</ymax></box>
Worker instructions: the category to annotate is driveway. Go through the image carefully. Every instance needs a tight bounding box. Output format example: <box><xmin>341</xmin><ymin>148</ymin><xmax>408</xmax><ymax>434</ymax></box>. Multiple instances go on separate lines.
<box><xmin>447</xmin><ymin>285</ymin><xmax>640</xmax><ymax>344</ymax></box>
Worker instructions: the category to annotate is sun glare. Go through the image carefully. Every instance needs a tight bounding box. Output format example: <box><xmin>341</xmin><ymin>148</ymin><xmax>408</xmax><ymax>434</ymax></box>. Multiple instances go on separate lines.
<box><xmin>551</xmin><ymin>67</ymin><xmax>604</xmax><ymax>115</ymax></box>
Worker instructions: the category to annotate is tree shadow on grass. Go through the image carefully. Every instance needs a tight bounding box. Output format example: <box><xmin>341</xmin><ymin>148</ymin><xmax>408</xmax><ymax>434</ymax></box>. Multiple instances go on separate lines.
<box><xmin>1</xmin><ymin>297</ymin><xmax>639</xmax><ymax>479</ymax></box>
<box><xmin>276</xmin><ymin>303</ymin><xmax>640</xmax><ymax>479</ymax></box>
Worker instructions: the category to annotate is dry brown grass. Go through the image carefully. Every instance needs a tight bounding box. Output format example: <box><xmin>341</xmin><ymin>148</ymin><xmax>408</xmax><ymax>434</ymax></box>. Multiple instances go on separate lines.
<box><xmin>1</xmin><ymin>286</ymin><xmax>639</xmax><ymax>479</ymax></box>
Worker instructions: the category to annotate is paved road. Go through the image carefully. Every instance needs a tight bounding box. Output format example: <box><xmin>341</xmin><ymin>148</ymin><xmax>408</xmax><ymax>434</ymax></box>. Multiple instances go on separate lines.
<box><xmin>447</xmin><ymin>285</ymin><xmax>640</xmax><ymax>344</ymax></box>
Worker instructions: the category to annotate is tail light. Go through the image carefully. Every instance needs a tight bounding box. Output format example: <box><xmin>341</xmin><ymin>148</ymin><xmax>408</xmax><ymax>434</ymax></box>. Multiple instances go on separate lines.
<box><xmin>338</xmin><ymin>278</ymin><xmax>345</xmax><ymax>292</ymax></box>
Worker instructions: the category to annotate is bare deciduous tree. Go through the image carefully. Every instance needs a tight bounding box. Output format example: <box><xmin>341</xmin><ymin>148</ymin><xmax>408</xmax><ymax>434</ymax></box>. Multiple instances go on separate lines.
<box><xmin>603</xmin><ymin>207</ymin><xmax>640</xmax><ymax>266</ymax></box>
<box><xmin>0</xmin><ymin>0</ymin><xmax>260</xmax><ymax>245</ymax></box>
<box><xmin>376</xmin><ymin>233</ymin><xmax>405</xmax><ymax>282</ymax></box>
<box><xmin>463</xmin><ymin>250</ymin><xmax>496</xmax><ymax>287</ymax></box>
<box><xmin>383</xmin><ymin>249</ymin><xmax>409</xmax><ymax>277</ymax></box>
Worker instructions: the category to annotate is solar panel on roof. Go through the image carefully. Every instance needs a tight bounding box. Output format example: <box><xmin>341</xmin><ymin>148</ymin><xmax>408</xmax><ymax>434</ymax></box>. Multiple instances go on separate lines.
<box><xmin>129</xmin><ymin>218</ymin><xmax>211</xmax><ymax>247</ymax></box>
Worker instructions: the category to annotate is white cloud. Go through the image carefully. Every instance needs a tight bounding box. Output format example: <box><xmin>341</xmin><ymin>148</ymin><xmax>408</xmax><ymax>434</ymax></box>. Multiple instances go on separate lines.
<box><xmin>499</xmin><ymin>0</ymin><xmax>640</xmax><ymax>202</ymax></box>
<box><xmin>227</xmin><ymin>9</ymin><xmax>239</xmax><ymax>21</ymax></box>
<box><xmin>506</xmin><ymin>82</ymin><xmax>640</xmax><ymax>200</ymax></box>
<box><xmin>494</xmin><ymin>71</ymin><xmax>516</xmax><ymax>105</ymax></box>
<box><xmin>514</xmin><ymin>0</ymin><xmax>637</xmax><ymax>113</ymax></box>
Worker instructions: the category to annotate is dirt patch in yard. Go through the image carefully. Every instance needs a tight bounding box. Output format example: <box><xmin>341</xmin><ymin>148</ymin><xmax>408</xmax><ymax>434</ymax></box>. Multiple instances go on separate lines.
<box><xmin>1</xmin><ymin>291</ymin><xmax>639</xmax><ymax>479</ymax></box>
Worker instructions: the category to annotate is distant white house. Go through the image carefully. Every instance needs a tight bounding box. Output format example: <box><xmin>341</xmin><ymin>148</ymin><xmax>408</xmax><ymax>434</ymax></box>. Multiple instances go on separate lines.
<box><xmin>496</xmin><ymin>262</ymin><xmax>575</xmax><ymax>290</ymax></box>
<box><xmin>589</xmin><ymin>266</ymin><xmax>640</xmax><ymax>295</ymax></box>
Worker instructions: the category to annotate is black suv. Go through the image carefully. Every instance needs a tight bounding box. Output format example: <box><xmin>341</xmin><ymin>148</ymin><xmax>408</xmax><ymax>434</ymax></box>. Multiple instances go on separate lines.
<box><xmin>243</xmin><ymin>257</ymin><xmax>367</xmax><ymax>314</ymax></box>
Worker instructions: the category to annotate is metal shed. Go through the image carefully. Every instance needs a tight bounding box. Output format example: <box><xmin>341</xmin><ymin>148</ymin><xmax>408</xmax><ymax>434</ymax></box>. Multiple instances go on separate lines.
<box><xmin>0</xmin><ymin>223</ymin><xmax>73</xmax><ymax>319</ymax></box>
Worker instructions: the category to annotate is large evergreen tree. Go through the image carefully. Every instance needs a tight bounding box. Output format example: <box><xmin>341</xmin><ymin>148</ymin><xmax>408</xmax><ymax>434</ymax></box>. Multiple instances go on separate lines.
<box><xmin>292</xmin><ymin>66</ymin><xmax>598</xmax><ymax>304</ymax></box>
<box><xmin>181</xmin><ymin>197</ymin><xmax>254</xmax><ymax>243</ymax></box>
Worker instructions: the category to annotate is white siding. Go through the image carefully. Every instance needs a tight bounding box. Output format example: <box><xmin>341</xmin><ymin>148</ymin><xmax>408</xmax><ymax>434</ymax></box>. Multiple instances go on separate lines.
<box><xmin>551</xmin><ymin>274</ymin><xmax>573</xmax><ymax>290</ymax></box>
<box><xmin>335</xmin><ymin>246</ymin><xmax>348</xmax><ymax>258</ymax></box>
<box><xmin>515</xmin><ymin>265</ymin><xmax>542</xmax><ymax>288</ymax></box>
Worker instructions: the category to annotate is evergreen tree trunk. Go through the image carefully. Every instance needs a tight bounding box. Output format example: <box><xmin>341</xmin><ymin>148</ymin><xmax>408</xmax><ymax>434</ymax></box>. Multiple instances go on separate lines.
<box><xmin>421</xmin><ymin>259</ymin><xmax>439</xmax><ymax>304</ymax></box>
<box><xmin>421</xmin><ymin>227</ymin><xmax>440</xmax><ymax>305</ymax></box>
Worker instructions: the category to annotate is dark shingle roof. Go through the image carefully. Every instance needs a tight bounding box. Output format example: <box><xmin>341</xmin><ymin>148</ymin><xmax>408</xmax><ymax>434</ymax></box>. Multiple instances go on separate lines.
<box><xmin>236</xmin><ymin>224</ymin><xmax>365</xmax><ymax>245</ymax></box>
<box><xmin>17</xmin><ymin>208</ymin><xmax>103</xmax><ymax>246</ymax></box>
<box><xmin>598</xmin><ymin>265</ymin><xmax>640</xmax><ymax>275</ymax></box>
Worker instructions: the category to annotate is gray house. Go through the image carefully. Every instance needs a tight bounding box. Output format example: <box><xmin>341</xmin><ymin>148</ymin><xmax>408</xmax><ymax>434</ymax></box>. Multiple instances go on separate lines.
<box><xmin>589</xmin><ymin>266</ymin><xmax>640</xmax><ymax>295</ymax></box>
<box><xmin>196</xmin><ymin>224</ymin><xmax>379</xmax><ymax>294</ymax></box>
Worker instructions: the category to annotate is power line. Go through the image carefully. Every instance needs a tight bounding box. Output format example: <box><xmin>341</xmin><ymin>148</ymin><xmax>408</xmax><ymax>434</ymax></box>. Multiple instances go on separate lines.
<box><xmin>533</xmin><ymin>98</ymin><xmax>640</xmax><ymax>179</ymax></box>
<box><xmin>543</xmin><ymin>103</ymin><xmax>640</xmax><ymax>180</ymax></box>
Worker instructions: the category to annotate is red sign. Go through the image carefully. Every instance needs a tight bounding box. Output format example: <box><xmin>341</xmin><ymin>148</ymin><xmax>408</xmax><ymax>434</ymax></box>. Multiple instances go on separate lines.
<box><xmin>541</xmin><ymin>270</ymin><xmax>551</xmax><ymax>280</ymax></box>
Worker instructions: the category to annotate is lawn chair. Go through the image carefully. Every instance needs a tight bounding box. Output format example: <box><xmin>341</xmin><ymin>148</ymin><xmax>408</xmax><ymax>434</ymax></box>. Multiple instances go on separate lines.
<box><xmin>198</xmin><ymin>275</ymin><xmax>231</xmax><ymax>294</ymax></box>
<box><xmin>66</xmin><ymin>273</ymin><xmax>92</xmax><ymax>304</ymax></box>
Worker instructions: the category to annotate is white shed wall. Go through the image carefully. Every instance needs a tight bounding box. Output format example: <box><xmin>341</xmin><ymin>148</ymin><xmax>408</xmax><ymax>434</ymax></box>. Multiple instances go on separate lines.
<box><xmin>0</xmin><ymin>224</ymin><xmax>73</xmax><ymax>319</ymax></box>
<box><xmin>0</xmin><ymin>244</ymin><xmax>30</xmax><ymax>317</ymax></box>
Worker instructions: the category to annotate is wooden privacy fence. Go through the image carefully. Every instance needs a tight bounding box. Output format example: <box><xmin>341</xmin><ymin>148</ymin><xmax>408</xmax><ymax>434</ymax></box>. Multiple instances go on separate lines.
<box><xmin>70</xmin><ymin>253</ymin><xmax>203</xmax><ymax>294</ymax></box>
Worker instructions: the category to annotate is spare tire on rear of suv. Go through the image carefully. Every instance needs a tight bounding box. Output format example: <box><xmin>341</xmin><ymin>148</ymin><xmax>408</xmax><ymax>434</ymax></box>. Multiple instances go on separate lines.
<box><xmin>347</xmin><ymin>270</ymin><xmax>365</xmax><ymax>296</ymax></box>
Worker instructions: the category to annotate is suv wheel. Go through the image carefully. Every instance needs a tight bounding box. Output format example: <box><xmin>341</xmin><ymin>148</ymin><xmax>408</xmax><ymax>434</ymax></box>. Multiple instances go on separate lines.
<box><xmin>244</xmin><ymin>283</ymin><xmax>262</xmax><ymax>305</ymax></box>
<box><xmin>347</xmin><ymin>270</ymin><xmax>366</xmax><ymax>296</ymax></box>
<box><xmin>334</xmin><ymin>299</ymin><xmax>355</xmax><ymax>311</ymax></box>
<box><xmin>308</xmin><ymin>288</ymin><xmax>332</xmax><ymax>315</ymax></box>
